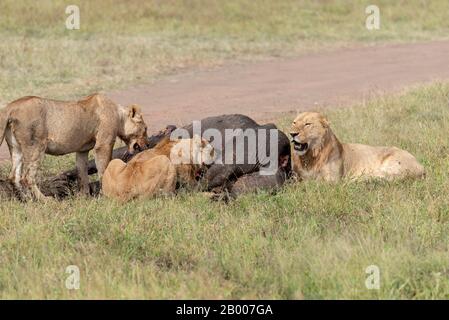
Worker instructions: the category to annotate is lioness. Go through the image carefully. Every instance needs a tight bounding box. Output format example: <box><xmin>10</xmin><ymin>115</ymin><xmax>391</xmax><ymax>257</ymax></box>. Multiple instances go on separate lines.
<box><xmin>290</xmin><ymin>112</ymin><xmax>425</xmax><ymax>181</ymax></box>
<box><xmin>58</xmin><ymin>114</ymin><xmax>292</xmax><ymax>199</ymax></box>
<box><xmin>102</xmin><ymin>136</ymin><xmax>215</xmax><ymax>202</ymax></box>
<box><xmin>0</xmin><ymin>93</ymin><xmax>148</xmax><ymax>200</ymax></box>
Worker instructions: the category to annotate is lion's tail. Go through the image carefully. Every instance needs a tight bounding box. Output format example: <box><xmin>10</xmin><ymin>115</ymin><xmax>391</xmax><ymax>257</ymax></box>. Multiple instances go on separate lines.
<box><xmin>0</xmin><ymin>106</ymin><xmax>10</xmax><ymax>146</ymax></box>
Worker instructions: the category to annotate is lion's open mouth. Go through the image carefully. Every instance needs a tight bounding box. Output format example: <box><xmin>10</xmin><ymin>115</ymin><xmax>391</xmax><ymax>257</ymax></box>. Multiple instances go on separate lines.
<box><xmin>292</xmin><ymin>141</ymin><xmax>308</xmax><ymax>154</ymax></box>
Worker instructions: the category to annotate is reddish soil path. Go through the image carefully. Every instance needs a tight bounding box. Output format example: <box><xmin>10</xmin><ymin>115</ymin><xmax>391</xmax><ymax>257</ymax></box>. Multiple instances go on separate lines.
<box><xmin>1</xmin><ymin>41</ymin><xmax>449</xmax><ymax>163</ymax></box>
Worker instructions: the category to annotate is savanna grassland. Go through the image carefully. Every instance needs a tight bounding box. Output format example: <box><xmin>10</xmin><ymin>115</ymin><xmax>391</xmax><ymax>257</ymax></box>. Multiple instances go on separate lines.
<box><xmin>1</xmin><ymin>1</ymin><xmax>449</xmax><ymax>299</ymax></box>
<box><xmin>1</xmin><ymin>83</ymin><xmax>449</xmax><ymax>299</ymax></box>
<box><xmin>1</xmin><ymin>0</ymin><xmax>449</xmax><ymax>103</ymax></box>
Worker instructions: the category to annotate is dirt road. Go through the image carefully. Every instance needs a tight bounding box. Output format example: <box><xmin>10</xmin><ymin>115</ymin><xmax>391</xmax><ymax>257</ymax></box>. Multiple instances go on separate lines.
<box><xmin>1</xmin><ymin>41</ymin><xmax>449</xmax><ymax>162</ymax></box>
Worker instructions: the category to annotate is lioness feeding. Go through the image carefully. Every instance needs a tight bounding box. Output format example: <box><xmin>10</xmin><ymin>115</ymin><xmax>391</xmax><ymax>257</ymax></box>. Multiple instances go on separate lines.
<box><xmin>0</xmin><ymin>93</ymin><xmax>148</xmax><ymax>200</ymax></box>
<box><xmin>61</xmin><ymin>114</ymin><xmax>292</xmax><ymax>199</ymax></box>
<box><xmin>290</xmin><ymin>112</ymin><xmax>425</xmax><ymax>181</ymax></box>
<box><xmin>102</xmin><ymin>136</ymin><xmax>215</xmax><ymax>202</ymax></box>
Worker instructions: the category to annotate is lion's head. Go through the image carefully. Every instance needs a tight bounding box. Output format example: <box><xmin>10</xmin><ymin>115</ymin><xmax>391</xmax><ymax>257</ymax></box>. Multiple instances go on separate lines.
<box><xmin>170</xmin><ymin>135</ymin><xmax>215</xmax><ymax>166</ymax></box>
<box><xmin>290</xmin><ymin>112</ymin><xmax>330</xmax><ymax>157</ymax></box>
<box><xmin>169</xmin><ymin>135</ymin><xmax>216</xmax><ymax>186</ymax></box>
<box><xmin>120</xmin><ymin>104</ymin><xmax>149</xmax><ymax>154</ymax></box>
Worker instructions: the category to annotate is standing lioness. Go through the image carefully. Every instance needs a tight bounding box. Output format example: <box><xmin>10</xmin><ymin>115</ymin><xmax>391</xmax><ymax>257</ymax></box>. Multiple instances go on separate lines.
<box><xmin>0</xmin><ymin>93</ymin><xmax>148</xmax><ymax>200</ymax></box>
<box><xmin>290</xmin><ymin>112</ymin><xmax>425</xmax><ymax>181</ymax></box>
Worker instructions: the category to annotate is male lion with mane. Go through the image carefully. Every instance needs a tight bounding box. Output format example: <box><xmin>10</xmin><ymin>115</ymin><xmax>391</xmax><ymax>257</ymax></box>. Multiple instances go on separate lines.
<box><xmin>290</xmin><ymin>112</ymin><xmax>425</xmax><ymax>181</ymax></box>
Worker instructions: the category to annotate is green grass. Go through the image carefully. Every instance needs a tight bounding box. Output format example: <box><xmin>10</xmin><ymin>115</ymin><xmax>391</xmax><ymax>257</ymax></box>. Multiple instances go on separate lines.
<box><xmin>1</xmin><ymin>0</ymin><xmax>449</xmax><ymax>299</ymax></box>
<box><xmin>1</xmin><ymin>82</ymin><xmax>449</xmax><ymax>299</ymax></box>
<box><xmin>1</xmin><ymin>0</ymin><xmax>449</xmax><ymax>103</ymax></box>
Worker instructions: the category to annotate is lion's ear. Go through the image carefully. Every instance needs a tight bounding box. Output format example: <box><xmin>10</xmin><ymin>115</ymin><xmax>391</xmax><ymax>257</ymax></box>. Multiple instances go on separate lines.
<box><xmin>320</xmin><ymin>116</ymin><xmax>330</xmax><ymax>128</ymax></box>
<box><xmin>127</xmin><ymin>104</ymin><xmax>142</xmax><ymax>119</ymax></box>
<box><xmin>200</xmin><ymin>138</ymin><xmax>210</xmax><ymax>148</ymax></box>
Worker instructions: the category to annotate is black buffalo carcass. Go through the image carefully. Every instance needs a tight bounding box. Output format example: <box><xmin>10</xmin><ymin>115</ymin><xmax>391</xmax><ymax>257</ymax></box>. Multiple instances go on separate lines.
<box><xmin>33</xmin><ymin>114</ymin><xmax>292</xmax><ymax>199</ymax></box>
<box><xmin>179</xmin><ymin>114</ymin><xmax>292</xmax><ymax>199</ymax></box>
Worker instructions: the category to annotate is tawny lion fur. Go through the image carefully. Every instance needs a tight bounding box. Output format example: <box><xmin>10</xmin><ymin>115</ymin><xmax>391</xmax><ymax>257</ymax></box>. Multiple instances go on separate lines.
<box><xmin>290</xmin><ymin>112</ymin><xmax>425</xmax><ymax>181</ymax></box>
<box><xmin>0</xmin><ymin>93</ymin><xmax>148</xmax><ymax>200</ymax></box>
<box><xmin>102</xmin><ymin>136</ymin><xmax>215</xmax><ymax>202</ymax></box>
